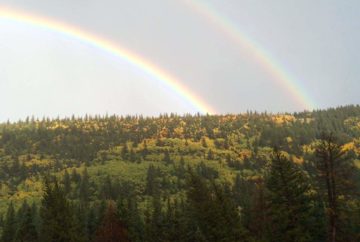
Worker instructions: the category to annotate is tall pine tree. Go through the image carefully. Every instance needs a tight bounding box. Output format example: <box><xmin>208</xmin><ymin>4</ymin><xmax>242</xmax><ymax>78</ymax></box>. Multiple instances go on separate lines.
<box><xmin>315</xmin><ymin>132</ymin><xmax>357</xmax><ymax>242</ymax></box>
<box><xmin>39</xmin><ymin>177</ymin><xmax>84</xmax><ymax>242</ymax></box>
<box><xmin>15</xmin><ymin>202</ymin><xmax>38</xmax><ymax>242</ymax></box>
<box><xmin>266</xmin><ymin>149</ymin><xmax>316</xmax><ymax>242</ymax></box>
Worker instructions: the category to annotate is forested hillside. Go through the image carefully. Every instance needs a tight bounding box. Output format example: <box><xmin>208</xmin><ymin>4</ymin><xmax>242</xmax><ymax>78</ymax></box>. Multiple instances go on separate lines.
<box><xmin>0</xmin><ymin>106</ymin><xmax>359</xmax><ymax>241</ymax></box>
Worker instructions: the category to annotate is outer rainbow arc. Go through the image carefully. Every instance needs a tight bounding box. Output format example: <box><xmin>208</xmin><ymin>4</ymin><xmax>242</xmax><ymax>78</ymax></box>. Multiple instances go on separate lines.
<box><xmin>184</xmin><ymin>0</ymin><xmax>315</xmax><ymax>111</ymax></box>
<box><xmin>0</xmin><ymin>6</ymin><xmax>215</xmax><ymax>114</ymax></box>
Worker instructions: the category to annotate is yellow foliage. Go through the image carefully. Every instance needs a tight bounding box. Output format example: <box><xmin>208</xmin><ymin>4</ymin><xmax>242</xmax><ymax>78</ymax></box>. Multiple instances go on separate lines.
<box><xmin>342</xmin><ymin>142</ymin><xmax>355</xmax><ymax>152</ymax></box>
<box><xmin>243</xmin><ymin>123</ymin><xmax>250</xmax><ymax>130</ymax></box>
<box><xmin>213</xmin><ymin>128</ymin><xmax>220</xmax><ymax>136</ymax></box>
<box><xmin>226</xmin><ymin>115</ymin><xmax>238</xmax><ymax>122</ymax></box>
<box><xmin>302</xmin><ymin>143</ymin><xmax>315</xmax><ymax>154</ymax></box>
<box><xmin>0</xmin><ymin>183</ymin><xmax>10</xmax><ymax>196</ymax></box>
<box><xmin>24</xmin><ymin>178</ymin><xmax>34</xmax><ymax>187</ymax></box>
<box><xmin>238</xmin><ymin>149</ymin><xmax>252</xmax><ymax>160</ymax></box>
<box><xmin>292</xmin><ymin>156</ymin><xmax>304</xmax><ymax>164</ymax></box>
<box><xmin>47</xmin><ymin>122</ymin><xmax>69</xmax><ymax>130</ymax></box>
<box><xmin>272</xmin><ymin>115</ymin><xmax>296</xmax><ymax>124</ymax></box>
<box><xmin>24</xmin><ymin>158</ymin><xmax>51</xmax><ymax>167</ymax></box>
<box><xmin>13</xmin><ymin>191</ymin><xmax>29</xmax><ymax>200</ymax></box>
<box><xmin>344</xmin><ymin>117</ymin><xmax>360</xmax><ymax>130</ymax></box>
<box><xmin>179</xmin><ymin>120</ymin><xmax>186</xmax><ymax>126</ymax></box>
<box><xmin>173</xmin><ymin>126</ymin><xmax>184</xmax><ymax>138</ymax></box>
<box><xmin>280</xmin><ymin>151</ymin><xmax>290</xmax><ymax>159</ymax></box>
<box><xmin>159</xmin><ymin>127</ymin><xmax>169</xmax><ymax>138</ymax></box>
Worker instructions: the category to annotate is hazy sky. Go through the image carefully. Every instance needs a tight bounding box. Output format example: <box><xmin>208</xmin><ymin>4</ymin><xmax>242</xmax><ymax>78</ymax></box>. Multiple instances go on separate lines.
<box><xmin>0</xmin><ymin>0</ymin><xmax>359</xmax><ymax>120</ymax></box>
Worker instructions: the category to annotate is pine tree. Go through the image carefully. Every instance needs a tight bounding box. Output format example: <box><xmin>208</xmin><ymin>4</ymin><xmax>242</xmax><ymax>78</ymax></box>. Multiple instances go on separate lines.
<box><xmin>117</xmin><ymin>197</ymin><xmax>144</xmax><ymax>242</ymax></box>
<box><xmin>79</xmin><ymin>168</ymin><xmax>90</xmax><ymax>202</ymax></box>
<box><xmin>315</xmin><ymin>132</ymin><xmax>357</xmax><ymax>242</ymax></box>
<box><xmin>249</xmin><ymin>178</ymin><xmax>268</xmax><ymax>241</ymax></box>
<box><xmin>149</xmin><ymin>194</ymin><xmax>163</xmax><ymax>241</ymax></box>
<box><xmin>101</xmin><ymin>175</ymin><xmax>113</xmax><ymax>200</ymax></box>
<box><xmin>15</xmin><ymin>203</ymin><xmax>38</xmax><ymax>242</ymax></box>
<box><xmin>233</xmin><ymin>174</ymin><xmax>268</xmax><ymax>240</ymax></box>
<box><xmin>39</xmin><ymin>177</ymin><xmax>84</xmax><ymax>242</ymax></box>
<box><xmin>265</xmin><ymin>149</ymin><xmax>315</xmax><ymax>242</ymax></box>
<box><xmin>86</xmin><ymin>207</ymin><xmax>98</xmax><ymax>241</ymax></box>
<box><xmin>1</xmin><ymin>202</ymin><xmax>16</xmax><ymax>242</ymax></box>
<box><xmin>207</xmin><ymin>149</ymin><xmax>214</xmax><ymax>160</ymax></box>
<box><xmin>121</xmin><ymin>144</ymin><xmax>129</xmax><ymax>160</ymax></box>
<box><xmin>73</xmin><ymin>204</ymin><xmax>88</xmax><ymax>242</ymax></box>
<box><xmin>95</xmin><ymin>201</ymin><xmax>130</xmax><ymax>242</ymax></box>
<box><xmin>63</xmin><ymin>169</ymin><xmax>71</xmax><ymax>195</ymax></box>
<box><xmin>186</xmin><ymin>171</ymin><xmax>249</xmax><ymax>242</ymax></box>
<box><xmin>129</xmin><ymin>148</ymin><xmax>136</xmax><ymax>162</ymax></box>
<box><xmin>141</xmin><ymin>140</ymin><xmax>149</xmax><ymax>159</ymax></box>
<box><xmin>163</xmin><ymin>149</ymin><xmax>172</xmax><ymax>165</ymax></box>
<box><xmin>145</xmin><ymin>165</ymin><xmax>160</xmax><ymax>196</ymax></box>
<box><xmin>211</xmin><ymin>182</ymin><xmax>249</xmax><ymax>241</ymax></box>
<box><xmin>71</xmin><ymin>168</ymin><xmax>80</xmax><ymax>183</ymax></box>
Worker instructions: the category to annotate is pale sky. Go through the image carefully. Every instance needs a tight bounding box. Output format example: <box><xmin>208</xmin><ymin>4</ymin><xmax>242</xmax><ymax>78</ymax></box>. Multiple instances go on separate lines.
<box><xmin>0</xmin><ymin>0</ymin><xmax>359</xmax><ymax>121</ymax></box>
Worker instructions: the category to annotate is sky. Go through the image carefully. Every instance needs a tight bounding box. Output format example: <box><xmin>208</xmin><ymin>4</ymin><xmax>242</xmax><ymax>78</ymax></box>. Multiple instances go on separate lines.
<box><xmin>0</xmin><ymin>0</ymin><xmax>359</xmax><ymax>121</ymax></box>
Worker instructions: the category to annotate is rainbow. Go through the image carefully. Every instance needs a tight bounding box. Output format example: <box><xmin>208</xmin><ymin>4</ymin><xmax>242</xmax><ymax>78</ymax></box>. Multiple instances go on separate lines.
<box><xmin>183</xmin><ymin>0</ymin><xmax>316</xmax><ymax>110</ymax></box>
<box><xmin>0</xmin><ymin>6</ymin><xmax>215</xmax><ymax>114</ymax></box>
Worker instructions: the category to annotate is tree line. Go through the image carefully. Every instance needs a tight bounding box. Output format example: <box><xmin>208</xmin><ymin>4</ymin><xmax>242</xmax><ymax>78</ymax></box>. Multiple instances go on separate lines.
<box><xmin>0</xmin><ymin>106</ymin><xmax>360</xmax><ymax>241</ymax></box>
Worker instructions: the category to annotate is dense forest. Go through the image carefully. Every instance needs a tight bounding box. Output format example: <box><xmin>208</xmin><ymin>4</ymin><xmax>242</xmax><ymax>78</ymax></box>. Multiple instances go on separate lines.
<box><xmin>0</xmin><ymin>105</ymin><xmax>359</xmax><ymax>241</ymax></box>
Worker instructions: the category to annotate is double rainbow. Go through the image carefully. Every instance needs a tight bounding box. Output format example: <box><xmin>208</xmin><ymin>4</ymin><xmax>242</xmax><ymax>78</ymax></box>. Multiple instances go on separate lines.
<box><xmin>0</xmin><ymin>3</ymin><xmax>316</xmax><ymax>113</ymax></box>
<box><xmin>0</xmin><ymin>6</ymin><xmax>215</xmax><ymax>114</ymax></box>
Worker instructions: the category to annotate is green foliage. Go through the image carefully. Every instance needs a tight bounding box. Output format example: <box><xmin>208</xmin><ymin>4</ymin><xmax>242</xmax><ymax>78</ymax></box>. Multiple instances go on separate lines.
<box><xmin>1</xmin><ymin>202</ymin><xmax>16</xmax><ymax>242</ymax></box>
<box><xmin>315</xmin><ymin>133</ymin><xmax>359</xmax><ymax>241</ymax></box>
<box><xmin>39</xmin><ymin>177</ymin><xmax>85</xmax><ymax>242</ymax></box>
<box><xmin>186</xmin><ymin>171</ymin><xmax>249</xmax><ymax>242</ymax></box>
<box><xmin>0</xmin><ymin>106</ymin><xmax>359</xmax><ymax>241</ymax></box>
<box><xmin>15</xmin><ymin>201</ymin><xmax>38</xmax><ymax>242</ymax></box>
<box><xmin>265</xmin><ymin>149</ymin><xmax>320</xmax><ymax>242</ymax></box>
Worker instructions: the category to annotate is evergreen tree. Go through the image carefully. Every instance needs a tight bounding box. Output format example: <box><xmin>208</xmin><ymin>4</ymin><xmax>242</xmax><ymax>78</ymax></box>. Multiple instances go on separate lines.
<box><xmin>141</xmin><ymin>140</ymin><xmax>149</xmax><ymax>159</ymax></box>
<box><xmin>248</xmin><ymin>178</ymin><xmax>268</xmax><ymax>241</ymax></box>
<box><xmin>71</xmin><ymin>168</ymin><xmax>80</xmax><ymax>183</ymax></box>
<box><xmin>79</xmin><ymin>168</ymin><xmax>90</xmax><ymax>202</ymax></box>
<box><xmin>145</xmin><ymin>165</ymin><xmax>160</xmax><ymax>196</ymax></box>
<box><xmin>163</xmin><ymin>149</ymin><xmax>172</xmax><ymax>165</ymax></box>
<box><xmin>117</xmin><ymin>197</ymin><xmax>144</xmax><ymax>242</ymax></box>
<box><xmin>121</xmin><ymin>144</ymin><xmax>129</xmax><ymax>160</ymax></box>
<box><xmin>39</xmin><ymin>177</ymin><xmax>84</xmax><ymax>242</ymax></box>
<box><xmin>149</xmin><ymin>194</ymin><xmax>163</xmax><ymax>241</ymax></box>
<box><xmin>15</xmin><ymin>203</ymin><xmax>38</xmax><ymax>242</ymax></box>
<box><xmin>95</xmin><ymin>201</ymin><xmax>130</xmax><ymax>242</ymax></box>
<box><xmin>315</xmin><ymin>132</ymin><xmax>357</xmax><ymax>242</ymax></box>
<box><xmin>207</xmin><ymin>149</ymin><xmax>214</xmax><ymax>160</ymax></box>
<box><xmin>129</xmin><ymin>149</ymin><xmax>136</xmax><ymax>162</ymax></box>
<box><xmin>186</xmin><ymin>172</ymin><xmax>249</xmax><ymax>242</ymax></box>
<box><xmin>63</xmin><ymin>169</ymin><xmax>71</xmax><ymax>195</ymax></box>
<box><xmin>86</xmin><ymin>207</ymin><xmax>98</xmax><ymax>241</ymax></box>
<box><xmin>266</xmin><ymin>149</ymin><xmax>316</xmax><ymax>242</ymax></box>
<box><xmin>1</xmin><ymin>202</ymin><xmax>16</xmax><ymax>242</ymax></box>
<box><xmin>101</xmin><ymin>175</ymin><xmax>113</xmax><ymax>200</ymax></box>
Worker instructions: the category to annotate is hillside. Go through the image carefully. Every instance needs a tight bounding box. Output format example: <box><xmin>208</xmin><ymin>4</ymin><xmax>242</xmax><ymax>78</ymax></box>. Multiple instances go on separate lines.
<box><xmin>0</xmin><ymin>106</ymin><xmax>359</xmax><ymax>241</ymax></box>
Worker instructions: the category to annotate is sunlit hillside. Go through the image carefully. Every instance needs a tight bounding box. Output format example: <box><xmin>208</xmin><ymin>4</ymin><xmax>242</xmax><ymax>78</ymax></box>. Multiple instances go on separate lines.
<box><xmin>0</xmin><ymin>106</ymin><xmax>359</xmax><ymax>241</ymax></box>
